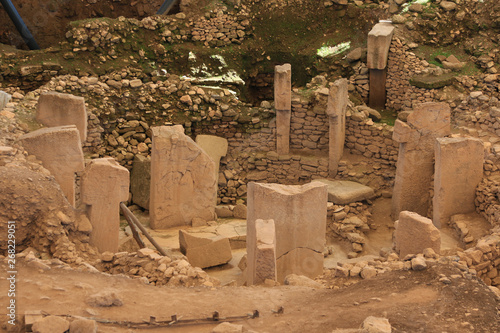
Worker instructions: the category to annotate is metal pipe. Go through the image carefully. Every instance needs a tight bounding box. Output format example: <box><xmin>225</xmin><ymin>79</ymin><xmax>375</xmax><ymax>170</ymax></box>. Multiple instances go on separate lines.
<box><xmin>156</xmin><ymin>0</ymin><xmax>178</xmax><ymax>15</ymax></box>
<box><xmin>0</xmin><ymin>0</ymin><xmax>40</xmax><ymax>50</ymax></box>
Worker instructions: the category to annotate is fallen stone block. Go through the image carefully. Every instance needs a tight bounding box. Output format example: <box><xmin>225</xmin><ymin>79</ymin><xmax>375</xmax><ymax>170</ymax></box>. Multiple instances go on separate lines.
<box><xmin>32</xmin><ymin>315</ymin><xmax>70</xmax><ymax>333</ymax></box>
<box><xmin>312</xmin><ymin>179</ymin><xmax>375</xmax><ymax>204</ymax></box>
<box><xmin>179</xmin><ymin>230</ymin><xmax>232</xmax><ymax>269</ymax></box>
<box><xmin>394</xmin><ymin>211</ymin><xmax>441</xmax><ymax>258</ymax></box>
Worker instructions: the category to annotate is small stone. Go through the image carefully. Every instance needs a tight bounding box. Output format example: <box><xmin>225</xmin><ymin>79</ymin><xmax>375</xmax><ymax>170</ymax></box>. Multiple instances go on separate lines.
<box><xmin>69</xmin><ymin>318</ymin><xmax>98</xmax><ymax>333</ymax></box>
<box><xmin>87</xmin><ymin>292</ymin><xmax>123</xmax><ymax>307</ymax></box>
<box><xmin>129</xmin><ymin>79</ymin><xmax>143</xmax><ymax>88</ymax></box>
<box><xmin>32</xmin><ymin>315</ymin><xmax>70</xmax><ymax>333</ymax></box>
<box><xmin>361</xmin><ymin>316</ymin><xmax>392</xmax><ymax>333</ymax></box>
<box><xmin>284</xmin><ymin>274</ymin><xmax>322</xmax><ymax>288</ymax></box>
<box><xmin>101</xmin><ymin>252</ymin><xmax>114</xmax><ymax>262</ymax></box>
<box><xmin>411</xmin><ymin>257</ymin><xmax>427</xmax><ymax>271</ymax></box>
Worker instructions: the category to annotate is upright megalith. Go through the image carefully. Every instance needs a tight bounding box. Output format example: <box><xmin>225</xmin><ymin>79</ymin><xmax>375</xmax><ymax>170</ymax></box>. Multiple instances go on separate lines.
<box><xmin>274</xmin><ymin>64</ymin><xmax>292</xmax><ymax>155</ymax></box>
<box><xmin>195</xmin><ymin>134</ymin><xmax>228</xmax><ymax>181</ymax></box>
<box><xmin>367</xmin><ymin>22</ymin><xmax>394</xmax><ymax>109</ymax></box>
<box><xmin>394</xmin><ymin>211</ymin><xmax>441</xmax><ymax>258</ymax></box>
<box><xmin>391</xmin><ymin>102</ymin><xmax>451</xmax><ymax>219</ymax></box>
<box><xmin>326</xmin><ymin>78</ymin><xmax>348</xmax><ymax>177</ymax></box>
<box><xmin>81</xmin><ymin>158</ymin><xmax>129</xmax><ymax>253</ymax></box>
<box><xmin>247</xmin><ymin>182</ymin><xmax>327</xmax><ymax>285</ymax></box>
<box><xmin>251</xmin><ymin>219</ymin><xmax>277</xmax><ymax>285</ymax></box>
<box><xmin>36</xmin><ymin>92</ymin><xmax>88</xmax><ymax>143</ymax></box>
<box><xmin>130</xmin><ymin>155</ymin><xmax>151</xmax><ymax>210</ymax></box>
<box><xmin>19</xmin><ymin>125</ymin><xmax>84</xmax><ymax>206</ymax></box>
<box><xmin>150</xmin><ymin>125</ymin><xmax>217</xmax><ymax>229</ymax></box>
<box><xmin>433</xmin><ymin>137</ymin><xmax>484</xmax><ymax>228</ymax></box>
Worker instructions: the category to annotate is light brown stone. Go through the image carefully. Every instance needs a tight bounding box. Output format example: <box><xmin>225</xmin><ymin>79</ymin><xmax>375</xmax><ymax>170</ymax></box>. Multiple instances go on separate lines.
<box><xmin>326</xmin><ymin>78</ymin><xmax>348</xmax><ymax>177</ymax></box>
<box><xmin>19</xmin><ymin>125</ymin><xmax>84</xmax><ymax>206</ymax></box>
<box><xmin>394</xmin><ymin>211</ymin><xmax>441</xmax><ymax>258</ymax></box>
<box><xmin>391</xmin><ymin>102</ymin><xmax>451</xmax><ymax>219</ymax></box>
<box><xmin>252</xmin><ymin>219</ymin><xmax>277</xmax><ymax>284</ymax></box>
<box><xmin>247</xmin><ymin>182</ymin><xmax>327</xmax><ymax>284</ymax></box>
<box><xmin>36</xmin><ymin>91</ymin><xmax>87</xmax><ymax>142</ymax></box>
<box><xmin>32</xmin><ymin>315</ymin><xmax>70</xmax><ymax>333</ymax></box>
<box><xmin>150</xmin><ymin>125</ymin><xmax>217</xmax><ymax>229</ymax></box>
<box><xmin>81</xmin><ymin>158</ymin><xmax>129</xmax><ymax>253</ymax></box>
<box><xmin>69</xmin><ymin>318</ymin><xmax>98</xmax><ymax>333</ymax></box>
<box><xmin>433</xmin><ymin>137</ymin><xmax>484</xmax><ymax>227</ymax></box>
<box><xmin>179</xmin><ymin>230</ymin><xmax>232</xmax><ymax>268</ymax></box>
<box><xmin>195</xmin><ymin>134</ymin><xmax>228</xmax><ymax>182</ymax></box>
<box><xmin>367</xmin><ymin>23</ymin><xmax>395</xmax><ymax>70</ymax></box>
<box><xmin>275</xmin><ymin>64</ymin><xmax>292</xmax><ymax>155</ymax></box>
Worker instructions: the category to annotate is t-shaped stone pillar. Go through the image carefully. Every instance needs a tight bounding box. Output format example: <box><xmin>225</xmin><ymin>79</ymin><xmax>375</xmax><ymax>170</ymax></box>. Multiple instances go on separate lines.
<box><xmin>150</xmin><ymin>125</ymin><xmax>217</xmax><ymax>229</ymax></box>
<box><xmin>433</xmin><ymin>137</ymin><xmax>484</xmax><ymax>228</ymax></box>
<box><xmin>247</xmin><ymin>182</ymin><xmax>327</xmax><ymax>284</ymax></box>
<box><xmin>81</xmin><ymin>158</ymin><xmax>129</xmax><ymax>253</ymax></box>
<box><xmin>391</xmin><ymin>102</ymin><xmax>451</xmax><ymax>220</ymax></box>
<box><xmin>195</xmin><ymin>134</ymin><xmax>228</xmax><ymax>182</ymax></box>
<box><xmin>326</xmin><ymin>78</ymin><xmax>348</xmax><ymax>177</ymax></box>
<box><xmin>36</xmin><ymin>91</ymin><xmax>88</xmax><ymax>143</ymax></box>
<box><xmin>274</xmin><ymin>64</ymin><xmax>292</xmax><ymax>155</ymax></box>
<box><xmin>367</xmin><ymin>22</ymin><xmax>394</xmax><ymax>109</ymax></box>
<box><xmin>19</xmin><ymin>125</ymin><xmax>84</xmax><ymax>206</ymax></box>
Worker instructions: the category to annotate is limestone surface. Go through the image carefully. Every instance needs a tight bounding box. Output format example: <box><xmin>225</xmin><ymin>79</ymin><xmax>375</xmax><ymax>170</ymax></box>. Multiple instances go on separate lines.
<box><xmin>394</xmin><ymin>211</ymin><xmax>441</xmax><ymax>258</ymax></box>
<box><xmin>247</xmin><ymin>182</ymin><xmax>327</xmax><ymax>284</ymax></box>
<box><xmin>81</xmin><ymin>158</ymin><xmax>129</xmax><ymax>253</ymax></box>
<box><xmin>312</xmin><ymin>179</ymin><xmax>375</xmax><ymax>204</ymax></box>
<box><xmin>252</xmin><ymin>219</ymin><xmax>277</xmax><ymax>284</ymax></box>
<box><xmin>19</xmin><ymin>125</ymin><xmax>84</xmax><ymax>206</ymax></box>
<box><xmin>391</xmin><ymin>102</ymin><xmax>451</xmax><ymax>219</ymax></box>
<box><xmin>130</xmin><ymin>154</ymin><xmax>151</xmax><ymax>210</ymax></box>
<box><xmin>195</xmin><ymin>134</ymin><xmax>228</xmax><ymax>181</ymax></box>
<box><xmin>150</xmin><ymin>125</ymin><xmax>217</xmax><ymax>229</ymax></box>
<box><xmin>433</xmin><ymin>137</ymin><xmax>484</xmax><ymax>227</ymax></box>
<box><xmin>326</xmin><ymin>78</ymin><xmax>348</xmax><ymax>177</ymax></box>
<box><xmin>0</xmin><ymin>90</ymin><xmax>11</xmax><ymax>111</ymax></box>
<box><xmin>179</xmin><ymin>230</ymin><xmax>232</xmax><ymax>268</ymax></box>
<box><xmin>367</xmin><ymin>22</ymin><xmax>395</xmax><ymax>70</ymax></box>
<box><xmin>36</xmin><ymin>91</ymin><xmax>88</xmax><ymax>142</ymax></box>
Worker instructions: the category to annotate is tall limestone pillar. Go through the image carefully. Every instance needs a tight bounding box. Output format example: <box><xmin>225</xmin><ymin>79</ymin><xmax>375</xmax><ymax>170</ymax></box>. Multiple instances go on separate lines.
<box><xmin>326</xmin><ymin>78</ymin><xmax>348</xmax><ymax>177</ymax></box>
<box><xmin>275</xmin><ymin>64</ymin><xmax>292</xmax><ymax>155</ymax></box>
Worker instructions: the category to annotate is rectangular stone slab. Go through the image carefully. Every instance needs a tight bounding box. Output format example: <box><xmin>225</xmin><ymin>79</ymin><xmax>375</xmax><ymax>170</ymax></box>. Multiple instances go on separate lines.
<box><xmin>312</xmin><ymin>179</ymin><xmax>375</xmax><ymax>204</ymax></box>
<box><xmin>367</xmin><ymin>22</ymin><xmax>395</xmax><ymax>70</ymax></box>
<box><xmin>433</xmin><ymin>137</ymin><xmax>484</xmax><ymax>228</ymax></box>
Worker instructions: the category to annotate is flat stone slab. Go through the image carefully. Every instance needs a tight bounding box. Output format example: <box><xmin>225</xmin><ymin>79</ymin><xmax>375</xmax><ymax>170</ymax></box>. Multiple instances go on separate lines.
<box><xmin>312</xmin><ymin>179</ymin><xmax>375</xmax><ymax>204</ymax></box>
<box><xmin>410</xmin><ymin>73</ymin><xmax>455</xmax><ymax>89</ymax></box>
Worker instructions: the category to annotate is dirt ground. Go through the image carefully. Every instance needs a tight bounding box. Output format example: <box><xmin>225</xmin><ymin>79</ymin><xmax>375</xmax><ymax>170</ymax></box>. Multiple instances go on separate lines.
<box><xmin>1</xmin><ymin>258</ymin><xmax>498</xmax><ymax>333</ymax></box>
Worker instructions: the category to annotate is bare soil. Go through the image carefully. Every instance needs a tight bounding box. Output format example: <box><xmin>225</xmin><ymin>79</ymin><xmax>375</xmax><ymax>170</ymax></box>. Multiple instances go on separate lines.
<box><xmin>1</xmin><ymin>258</ymin><xmax>498</xmax><ymax>333</ymax></box>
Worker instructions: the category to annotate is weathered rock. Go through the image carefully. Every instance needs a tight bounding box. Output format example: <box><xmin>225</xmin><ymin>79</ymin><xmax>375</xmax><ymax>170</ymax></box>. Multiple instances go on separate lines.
<box><xmin>150</xmin><ymin>125</ymin><xmax>216</xmax><ymax>229</ymax></box>
<box><xmin>86</xmin><ymin>291</ymin><xmax>123</xmax><ymax>307</ymax></box>
<box><xmin>411</xmin><ymin>256</ymin><xmax>427</xmax><ymax>271</ymax></box>
<box><xmin>251</xmin><ymin>219</ymin><xmax>277</xmax><ymax>284</ymax></box>
<box><xmin>410</xmin><ymin>73</ymin><xmax>455</xmax><ymax>89</ymax></box>
<box><xmin>0</xmin><ymin>90</ymin><xmax>12</xmax><ymax>111</ymax></box>
<box><xmin>179</xmin><ymin>230</ymin><xmax>232</xmax><ymax>268</ymax></box>
<box><xmin>433</xmin><ymin>137</ymin><xmax>484</xmax><ymax>228</ymax></box>
<box><xmin>36</xmin><ymin>92</ymin><xmax>87</xmax><ymax>142</ymax></box>
<box><xmin>284</xmin><ymin>274</ymin><xmax>322</xmax><ymax>288</ymax></box>
<box><xmin>326</xmin><ymin>78</ymin><xmax>348</xmax><ymax>177</ymax></box>
<box><xmin>195</xmin><ymin>134</ymin><xmax>228</xmax><ymax>182</ymax></box>
<box><xmin>130</xmin><ymin>155</ymin><xmax>151</xmax><ymax>210</ymax></box>
<box><xmin>233</xmin><ymin>204</ymin><xmax>247</xmax><ymax>219</ymax></box>
<box><xmin>394</xmin><ymin>211</ymin><xmax>441</xmax><ymax>258</ymax></box>
<box><xmin>19</xmin><ymin>125</ymin><xmax>84</xmax><ymax>206</ymax></box>
<box><xmin>361</xmin><ymin>316</ymin><xmax>392</xmax><ymax>333</ymax></box>
<box><xmin>247</xmin><ymin>182</ymin><xmax>327</xmax><ymax>284</ymax></box>
<box><xmin>81</xmin><ymin>158</ymin><xmax>129</xmax><ymax>253</ymax></box>
<box><xmin>392</xmin><ymin>102</ymin><xmax>451</xmax><ymax>219</ymax></box>
<box><xmin>312</xmin><ymin>179</ymin><xmax>375</xmax><ymax>204</ymax></box>
<box><xmin>32</xmin><ymin>316</ymin><xmax>70</xmax><ymax>333</ymax></box>
<box><xmin>440</xmin><ymin>1</ymin><xmax>457</xmax><ymax>11</ymax></box>
<box><xmin>69</xmin><ymin>318</ymin><xmax>98</xmax><ymax>333</ymax></box>
<box><xmin>367</xmin><ymin>23</ymin><xmax>395</xmax><ymax>70</ymax></box>
<box><xmin>275</xmin><ymin>64</ymin><xmax>292</xmax><ymax>154</ymax></box>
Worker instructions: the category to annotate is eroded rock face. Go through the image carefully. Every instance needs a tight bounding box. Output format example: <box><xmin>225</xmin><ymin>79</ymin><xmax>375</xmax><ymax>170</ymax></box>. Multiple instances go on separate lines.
<box><xmin>150</xmin><ymin>125</ymin><xmax>217</xmax><ymax>229</ymax></box>
<box><xmin>433</xmin><ymin>137</ymin><xmax>484</xmax><ymax>228</ymax></box>
<box><xmin>247</xmin><ymin>182</ymin><xmax>327</xmax><ymax>284</ymax></box>
<box><xmin>179</xmin><ymin>230</ymin><xmax>232</xmax><ymax>269</ymax></box>
<box><xmin>36</xmin><ymin>92</ymin><xmax>88</xmax><ymax>143</ymax></box>
<box><xmin>81</xmin><ymin>158</ymin><xmax>129</xmax><ymax>253</ymax></box>
<box><xmin>391</xmin><ymin>102</ymin><xmax>451</xmax><ymax>219</ymax></box>
<box><xmin>394</xmin><ymin>211</ymin><xmax>441</xmax><ymax>258</ymax></box>
<box><xmin>326</xmin><ymin>78</ymin><xmax>348</xmax><ymax>177</ymax></box>
<box><xmin>252</xmin><ymin>219</ymin><xmax>277</xmax><ymax>285</ymax></box>
<box><xmin>19</xmin><ymin>125</ymin><xmax>84</xmax><ymax>207</ymax></box>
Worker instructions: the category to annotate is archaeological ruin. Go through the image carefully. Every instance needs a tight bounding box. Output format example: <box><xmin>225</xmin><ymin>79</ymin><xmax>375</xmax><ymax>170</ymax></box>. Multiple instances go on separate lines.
<box><xmin>0</xmin><ymin>0</ymin><xmax>499</xmax><ymax>332</ymax></box>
